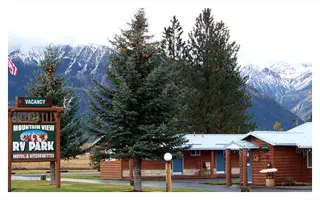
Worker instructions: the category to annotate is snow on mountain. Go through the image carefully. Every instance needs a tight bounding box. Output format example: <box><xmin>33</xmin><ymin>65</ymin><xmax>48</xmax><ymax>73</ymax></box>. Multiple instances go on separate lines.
<box><xmin>8</xmin><ymin>44</ymin><xmax>312</xmax><ymax>122</ymax></box>
<box><xmin>241</xmin><ymin>62</ymin><xmax>312</xmax><ymax>121</ymax></box>
<box><xmin>9</xmin><ymin>44</ymin><xmax>111</xmax><ymax>77</ymax></box>
<box><xmin>240</xmin><ymin>64</ymin><xmax>261</xmax><ymax>82</ymax></box>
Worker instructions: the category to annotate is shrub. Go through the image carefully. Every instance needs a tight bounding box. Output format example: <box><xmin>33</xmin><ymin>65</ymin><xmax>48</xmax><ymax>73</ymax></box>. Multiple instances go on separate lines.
<box><xmin>281</xmin><ymin>177</ymin><xmax>296</xmax><ymax>186</ymax></box>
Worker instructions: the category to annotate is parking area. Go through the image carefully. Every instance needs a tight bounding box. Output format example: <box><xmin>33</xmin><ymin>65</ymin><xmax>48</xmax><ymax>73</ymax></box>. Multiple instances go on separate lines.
<box><xmin>12</xmin><ymin>174</ymin><xmax>311</xmax><ymax>192</ymax></box>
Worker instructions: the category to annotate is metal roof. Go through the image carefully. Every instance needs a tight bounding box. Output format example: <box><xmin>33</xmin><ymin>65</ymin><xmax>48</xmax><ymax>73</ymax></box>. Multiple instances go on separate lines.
<box><xmin>224</xmin><ymin>140</ymin><xmax>259</xmax><ymax>150</ymax></box>
<box><xmin>239</xmin><ymin>122</ymin><xmax>312</xmax><ymax>148</ymax></box>
<box><xmin>184</xmin><ymin>134</ymin><xmax>245</xmax><ymax>150</ymax></box>
<box><xmin>287</xmin><ymin>122</ymin><xmax>312</xmax><ymax>148</ymax></box>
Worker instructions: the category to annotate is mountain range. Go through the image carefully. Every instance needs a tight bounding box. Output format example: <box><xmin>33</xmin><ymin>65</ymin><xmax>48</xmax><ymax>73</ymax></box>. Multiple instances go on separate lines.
<box><xmin>240</xmin><ymin>62</ymin><xmax>312</xmax><ymax>121</ymax></box>
<box><xmin>8</xmin><ymin>44</ymin><xmax>310</xmax><ymax>131</ymax></box>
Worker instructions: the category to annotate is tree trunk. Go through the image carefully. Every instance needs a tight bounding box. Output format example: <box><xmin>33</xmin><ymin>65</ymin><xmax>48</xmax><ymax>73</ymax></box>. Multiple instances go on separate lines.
<box><xmin>133</xmin><ymin>157</ymin><xmax>142</xmax><ymax>192</ymax></box>
<box><xmin>50</xmin><ymin>161</ymin><xmax>55</xmax><ymax>185</ymax></box>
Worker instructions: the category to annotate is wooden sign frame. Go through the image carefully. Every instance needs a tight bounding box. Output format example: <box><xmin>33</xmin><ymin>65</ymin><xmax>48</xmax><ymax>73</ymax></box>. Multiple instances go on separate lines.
<box><xmin>8</xmin><ymin>106</ymin><xmax>64</xmax><ymax>192</ymax></box>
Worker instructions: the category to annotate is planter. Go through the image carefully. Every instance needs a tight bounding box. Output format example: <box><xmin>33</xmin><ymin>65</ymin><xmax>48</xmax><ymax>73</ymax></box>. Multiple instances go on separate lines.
<box><xmin>266</xmin><ymin>178</ymin><xmax>275</xmax><ymax>187</ymax></box>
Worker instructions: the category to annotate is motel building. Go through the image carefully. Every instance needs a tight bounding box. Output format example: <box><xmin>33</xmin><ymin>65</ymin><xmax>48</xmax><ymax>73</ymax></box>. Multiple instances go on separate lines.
<box><xmin>99</xmin><ymin>122</ymin><xmax>312</xmax><ymax>186</ymax></box>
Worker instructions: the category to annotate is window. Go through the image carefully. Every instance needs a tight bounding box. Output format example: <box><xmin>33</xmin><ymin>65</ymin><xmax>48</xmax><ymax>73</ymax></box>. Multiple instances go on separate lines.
<box><xmin>191</xmin><ymin>150</ymin><xmax>201</xmax><ymax>156</ymax></box>
<box><xmin>307</xmin><ymin>150</ymin><xmax>312</xmax><ymax>168</ymax></box>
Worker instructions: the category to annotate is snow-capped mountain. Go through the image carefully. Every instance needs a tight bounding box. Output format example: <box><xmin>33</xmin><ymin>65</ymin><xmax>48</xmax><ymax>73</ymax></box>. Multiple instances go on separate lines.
<box><xmin>8</xmin><ymin>44</ymin><xmax>307</xmax><ymax>130</ymax></box>
<box><xmin>9</xmin><ymin>44</ymin><xmax>113</xmax><ymax>88</ymax></box>
<box><xmin>241</xmin><ymin>62</ymin><xmax>312</xmax><ymax>121</ymax></box>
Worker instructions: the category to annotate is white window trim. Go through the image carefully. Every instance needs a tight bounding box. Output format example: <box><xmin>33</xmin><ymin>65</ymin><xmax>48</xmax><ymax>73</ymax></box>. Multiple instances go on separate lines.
<box><xmin>307</xmin><ymin>151</ymin><xmax>312</xmax><ymax>168</ymax></box>
<box><xmin>191</xmin><ymin>150</ymin><xmax>201</xmax><ymax>156</ymax></box>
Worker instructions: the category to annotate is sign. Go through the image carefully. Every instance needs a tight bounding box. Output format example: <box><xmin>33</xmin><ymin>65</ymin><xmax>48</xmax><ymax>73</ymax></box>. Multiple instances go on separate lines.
<box><xmin>12</xmin><ymin>124</ymin><xmax>56</xmax><ymax>160</ymax></box>
<box><xmin>261</xmin><ymin>145</ymin><xmax>269</xmax><ymax>153</ymax></box>
<box><xmin>16</xmin><ymin>97</ymin><xmax>52</xmax><ymax>107</ymax></box>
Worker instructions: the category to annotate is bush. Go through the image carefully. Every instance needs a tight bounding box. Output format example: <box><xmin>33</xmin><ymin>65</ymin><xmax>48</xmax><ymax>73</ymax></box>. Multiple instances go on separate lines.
<box><xmin>281</xmin><ymin>177</ymin><xmax>296</xmax><ymax>186</ymax></box>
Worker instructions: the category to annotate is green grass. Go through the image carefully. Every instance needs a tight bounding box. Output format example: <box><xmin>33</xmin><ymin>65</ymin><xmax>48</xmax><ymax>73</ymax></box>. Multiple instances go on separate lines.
<box><xmin>61</xmin><ymin>174</ymin><xmax>108</xmax><ymax>180</ymax></box>
<box><xmin>11</xmin><ymin>180</ymin><xmax>213</xmax><ymax>192</ymax></box>
<box><xmin>206</xmin><ymin>180</ymin><xmax>240</xmax><ymax>185</ymax></box>
<box><xmin>13</xmin><ymin>170</ymin><xmax>97</xmax><ymax>174</ymax></box>
<box><xmin>52</xmin><ymin>174</ymin><xmax>161</xmax><ymax>181</ymax></box>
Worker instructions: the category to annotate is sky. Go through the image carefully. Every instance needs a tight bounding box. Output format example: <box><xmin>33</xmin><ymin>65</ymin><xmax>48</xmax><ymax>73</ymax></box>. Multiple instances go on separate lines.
<box><xmin>7</xmin><ymin>0</ymin><xmax>316</xmax><ymax>68</ymax></box>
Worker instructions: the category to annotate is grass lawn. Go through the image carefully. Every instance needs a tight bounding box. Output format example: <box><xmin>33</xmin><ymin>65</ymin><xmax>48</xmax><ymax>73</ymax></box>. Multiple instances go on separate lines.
<box><xmin>206</xmin><ymin>180</ymin><xmax>240</xmax><ymax>185</ymax></box>
<box><xmin>12</xmin><ymin>180</ymin><xmax>214</xmax><ymax>192</ymax></box>
<box><xmin>48</xmin><ymin>174</ymin><xmax>158</xmax><ymax>181</ymax></box>
<box><xmin>13</xmin><ymin>170</ymin><xmax>97</xmax><ymax>174</ymax></box>
<box><xmin>61</xmin><ymin>174</ymin><xmax>118</xmax><ymax>180</ymax></box>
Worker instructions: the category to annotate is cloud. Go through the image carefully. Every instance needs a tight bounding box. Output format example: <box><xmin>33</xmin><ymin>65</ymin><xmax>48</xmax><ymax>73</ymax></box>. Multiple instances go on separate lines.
<box><xmin>8</xmin><ymin>0</ymin><xmax>315</xmax><ymax>67</ymax></box>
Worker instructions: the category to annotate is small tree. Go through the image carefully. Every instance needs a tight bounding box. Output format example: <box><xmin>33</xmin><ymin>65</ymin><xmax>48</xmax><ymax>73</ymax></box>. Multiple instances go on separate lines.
<box><xmin>25</xmin><ymin>44</ymin><xmax>87</xmax><ymax>184</ymax></box>
<box><xmin>273</xmin><ymin>121</ymin><xmax>283</xmax><ymax>131</ymax></box>
<box><xmin>87</xmin><ymin>9</ymin><xmax>187</xmax><ymax>191</ymax></box>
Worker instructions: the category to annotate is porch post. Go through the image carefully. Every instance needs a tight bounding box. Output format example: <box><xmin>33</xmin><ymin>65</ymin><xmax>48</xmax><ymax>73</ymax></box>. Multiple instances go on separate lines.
<box><xmin>239</xmin><ymin>150</ymin><xmax>243</xmax><ymax>185</ymax></box>
<box><xmin>242</xmin><ymin>149</ymin><xmax>248</xmax><ymax>188</ymax></box>
<box><xmin>225</xmin><ymin>149</ymin><xmax>232</xmax><ymax>186</ymax></box>
<box><xmin>210</xmin><ymin>150</ymin><xmax>214</xmax><ymax>177</ymax></box>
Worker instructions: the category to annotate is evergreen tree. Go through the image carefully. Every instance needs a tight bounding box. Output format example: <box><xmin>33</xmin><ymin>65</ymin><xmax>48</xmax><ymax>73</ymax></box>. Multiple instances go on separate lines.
<box><xmin>273</xmin><ymin>121</ymin><xmax>283</xmax><ymax>131</ymax></box>
<box><xmin>161</xmin><ymin>16</ymin><xmax>186</xmax><ymax>60</ymax></box>
<box><xmin>183</xmin><ymin>8</ymin><xmax>256</xmax><ymax>133</ymax></box>
<box><xmin>25</xmin><ymin>44</ymin><xmax>87</xmax><ymax>184</ymax></box>
<box><xmin>161</xmin><ymin>16</ymin><xmax>189</xmax><ymax>131</ymax></box>
<box><xmin>87</xmin><ymin>9</ymin><xmax>187</xmax><ymax>191</ymax></box>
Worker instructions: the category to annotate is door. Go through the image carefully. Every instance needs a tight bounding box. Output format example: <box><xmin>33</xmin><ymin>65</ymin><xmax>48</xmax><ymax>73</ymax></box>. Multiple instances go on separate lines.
<box><xmin>215</xmin><ymin>150</ymin><xmax>225</xmax><ymax>173</ymax></box>
<box><xmin>247</xmin><ymin>151</ymin><xmax>252</xmax><ymax>183</ymax></box>
<box><xmin>173</xmin><ymin>159</ymin><xmax>183</xmax><ymax>175</ymax></box>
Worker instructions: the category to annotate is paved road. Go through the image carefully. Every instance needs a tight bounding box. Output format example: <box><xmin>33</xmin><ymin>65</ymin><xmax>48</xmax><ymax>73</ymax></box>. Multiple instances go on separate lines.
<box><xmin>12</xmin><ymin>174</ymin><xmax>311</xmax><ymax>192</ymax></box>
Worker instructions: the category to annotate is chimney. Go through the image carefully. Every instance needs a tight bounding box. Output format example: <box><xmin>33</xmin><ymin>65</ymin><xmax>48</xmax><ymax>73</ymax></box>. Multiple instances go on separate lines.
<box><xmin>296</xmin><ymin>118</ymin><xmax>299</xmax><ymax>127</ymax></box>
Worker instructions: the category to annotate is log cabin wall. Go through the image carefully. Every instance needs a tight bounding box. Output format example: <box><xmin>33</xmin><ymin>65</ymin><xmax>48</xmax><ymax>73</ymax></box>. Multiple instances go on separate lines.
<box><xmin>122</xmin><ymin>159</ymin><xmax>165</xmax><ymax>170</ymax></box>
<box><xmin>239</xmin><ymin>150</ymin><xmax>243</xmax><ymax>185</ymax></box>
<box><xmin>302</xmin><ymin>157</ymin><xmax>312</xmax><ymax>183</ymax></box>
<box><xmin>244</xmin><ymin>136</ymin><xmax>274</xmax><ymax>185</ymax></box>
<box><xmin>273</xmin><ymin>146</ymin><xmax>312</xmax><ymax>184</ymax></box>
<box><xmin>183</xmin><ymin>150</ymin><xmax>240</xmax><ymax>176</ymax></box>
<box><xmin>121</xmin><ymin>159</ymin><xmax>166</xmax><ymax>177</ymax></box>
<box><xmin>183</xmin><ymin>150</ymin><xmax>211</xmax><ymax>169</ymax></box>
<box><xmin>101</xmin><ymin>150</ymin><xmax>241</xmax><ymax>178</ymax></box>
<box><xmin>100</xmin><ymin>160</ymin><xmax>122</xmax><ymax>178</ymax></box>
<box><xmin>183</xmin><ymin>150</ymin><xmax>239</xmax><ymax>169</ymax></box>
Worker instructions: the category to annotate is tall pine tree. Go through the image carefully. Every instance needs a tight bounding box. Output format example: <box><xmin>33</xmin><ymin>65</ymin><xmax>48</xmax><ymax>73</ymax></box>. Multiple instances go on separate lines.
<box><xmin>25</xmin><ymin>44</ymin><xmax>87</xmax><ymax>184</ymax></box>
<box><xmin>183</xmin><ymin>8</ymin><xmax>256</xmax><ymax>133</ymax></box>
<box><xmin>161</xmin><ymin>16</ymin><xmax>186</xmax><ymax>60</ymax></box>
<box><xmin>161</xmin><ymin>16</ymin><xmax>190</xmax><ymax>131</ymax></box>
<box><xmin>87</xmin><ymin>9</ymin><xmax>187</xmax><ymax>191</ymax></box>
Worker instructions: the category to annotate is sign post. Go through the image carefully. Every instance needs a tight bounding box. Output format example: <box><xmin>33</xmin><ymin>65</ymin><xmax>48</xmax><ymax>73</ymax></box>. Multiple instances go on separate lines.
<box><xmin>8</xmin><ymin>97</ymin><xmax>63</xmax><ymax>191</ymax></box>
<box><xmin>8</xmin><ymin>111</ymin><xmax>13</xmax><ymax>192</ymax></box>
<box><xmin>55</xmin><ymin>111</ymin><xmax>61</xmax><ymax>188</ymax></box>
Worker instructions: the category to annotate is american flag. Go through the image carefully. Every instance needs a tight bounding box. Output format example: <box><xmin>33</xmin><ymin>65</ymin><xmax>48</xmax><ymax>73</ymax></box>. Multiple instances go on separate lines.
<box><xmin>8</xmin><ymin>57</ymin><xmax>18</xmax><ymax>76</ymax></box>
